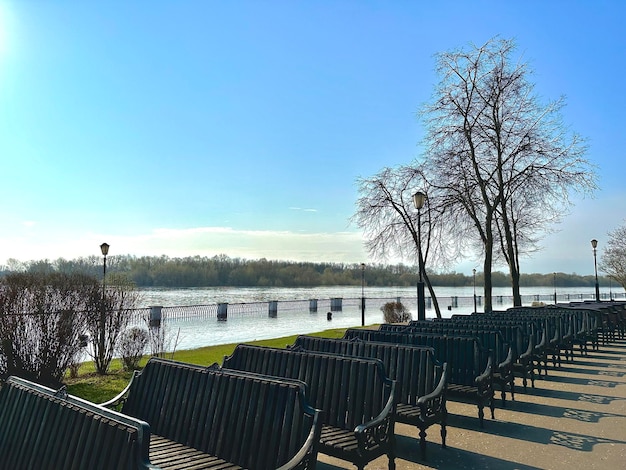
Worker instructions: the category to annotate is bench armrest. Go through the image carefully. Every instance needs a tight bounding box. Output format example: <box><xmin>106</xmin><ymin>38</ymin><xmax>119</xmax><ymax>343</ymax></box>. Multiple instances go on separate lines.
<box><xmin>475</xmin><ymin>354</ymin><xmax>493</xmax><ymax>388</ymax></box>
<box><xmin>417</xmin><ymin>362</ymin><xmax>448</xmax><ymax>418</ymax></box>
<box><xmin>497</xmin><ymin>346</ymin><xmax>514</xmax><ymax>371</ymax></box>
<box><xmin>354</xmin><ymin>380</ymin><xmax>396</xmax><ymax>451</ymax></box>
<box><xmin>519</xmin><ymin>335</ymin><xmax>534</xmax><ymax>363</ymax></box>
<box><xmin>99</xmin><ymin>370</ymin><xmax>140</xmax><ymax>409</ymax></box>
<box><xmin>277</xmin><ymin>410</ymin><xmax>323</xmax><ymax>470</ymax></box>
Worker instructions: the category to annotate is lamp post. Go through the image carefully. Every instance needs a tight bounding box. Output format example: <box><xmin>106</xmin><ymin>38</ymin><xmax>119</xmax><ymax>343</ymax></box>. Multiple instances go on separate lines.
<box><xmin>591</xmin><ymin>239</ymin><xmax>600</xmax><ymax>302</ymax></box>
<box><xmin>553</xmin><ymin>272</ymin><xmax>557</xmax><ymax>304</ymax></box>
<box><xmin>473</xmin><ymin>268</ymin><xmax>477</xmax><ymax>313</ymax></box>
<box><xmin>360</xmin><ymin>263</ymin><xmax>365</xmax><ymax>326</ymax></box>
<box><xmin>413</xmin><ymin>191</ymin><xmax>426</xmax><ymax>321</ymax></box>
<box><xmin>99</xmin><ymin>242</ymin><xmax>109</xmax><ymax>367</ymax></box>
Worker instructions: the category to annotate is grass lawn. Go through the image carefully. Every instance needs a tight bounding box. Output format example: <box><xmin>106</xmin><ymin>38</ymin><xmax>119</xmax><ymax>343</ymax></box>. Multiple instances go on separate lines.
<box><xmin>65</xmin><ymin>327</ymin><xmax>349</xmax><ymax>403</ymax></box>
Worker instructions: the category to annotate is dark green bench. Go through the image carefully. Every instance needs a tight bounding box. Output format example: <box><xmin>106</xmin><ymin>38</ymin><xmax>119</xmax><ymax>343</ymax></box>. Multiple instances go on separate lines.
<box><xmin>102</xmin><ymin>357</ymin><xmax>322</xmax><ymax>470</ymax></box>
<box><xmin>222</xmin><ymin>344</ymin><xmax>397</xmax><ymax>470</ymax></box>
<box><xmin>459</xmin><ymin>312</ymin><xmax>550</xmax><ymax>384</ymax></box>
<box><xmin>290</xmin><ymin>335</ymin><xmax>447</xmax><ymax>460</ymax></box>
<box><xmin>344</xmin><ymin>328</ymin><xmax>494</xmax><ymax>428</ymax></box>
<box><xmin>0</xmin><ymin>376</ymin><xmax>156</xmax><ymax>470</ymax></box>
<box><xmin>441</xmin><ymin>316</ymin><xmax>537</xmax><ymax>391</ymax></box>
<box><xmin>388</xmin><ymin>322</ymin><xmax>514</xmax><ymax>406</ymax></box>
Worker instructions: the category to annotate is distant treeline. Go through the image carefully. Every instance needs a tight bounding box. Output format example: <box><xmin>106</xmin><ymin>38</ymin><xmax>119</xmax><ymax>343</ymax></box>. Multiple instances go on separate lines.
<box><xmin>0</xmin><ymin>254</ymin><xmax>610</xmax><ymax>289</ymax></box>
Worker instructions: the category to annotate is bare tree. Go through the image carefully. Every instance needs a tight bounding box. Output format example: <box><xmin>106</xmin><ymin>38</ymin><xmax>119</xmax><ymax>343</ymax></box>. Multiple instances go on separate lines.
<box><xmin>599</xmin><ymin>221</ymin><xmax>626</xmax><ymax>290</ymax></box>
<box><xmin>352</xmin><ymin>164</ymin><xmax>459</xmax><ymax>318</ymax></box>
<box><xmin>85</xmin><ymin>273</ymin><xmax>139</xmax><ymax>375</ymax></box>
<box><xmin>419</xmin><ymin>37</ymin><xmax>596</xmax><ymax>311</ymax></box>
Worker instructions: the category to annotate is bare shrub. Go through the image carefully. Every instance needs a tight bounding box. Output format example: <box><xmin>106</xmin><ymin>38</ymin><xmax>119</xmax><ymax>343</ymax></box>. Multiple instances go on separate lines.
<box><xmin>0</xmin><ymin>272</ymin><xmax>98</xmax><ymax>387</ymax></box>
<box><xmin>118</xmin><ymin>327</ymin><xmax>148</xmax><ymax>370</ymax></box>
<box><xmin>381</xmin><ymin>301</ymin><xmax>411</xmax><ymax>323</ymax></box>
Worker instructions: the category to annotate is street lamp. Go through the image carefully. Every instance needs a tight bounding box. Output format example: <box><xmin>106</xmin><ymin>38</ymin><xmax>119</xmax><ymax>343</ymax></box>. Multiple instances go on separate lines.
<box><xmin>591</xmin><ymin>239</ymin><xmax>600</xmax><ymax>301</ymax></box>
<box><xmin>99</xmin><ymin>242</ymin><xmax>109</xmax><ymax>367</ymax></box>
<box><xmin>360</xmin><ymin>263</ymin><xmax>366</xmax><ymax>326</ymax></box>
<box><xmin>553</xmin><ymin>272</ymin><xmax>557</xmax><ymax>304</ymax></box>
<box><xmin>413</xmin><ymin>191</ymin><xmax>426</xmax><ymax>321</ymax></box>
<box><xmin>473</xmin><ymin>268</ymin><xmax>477</xmax><ymax>313</ymax></box>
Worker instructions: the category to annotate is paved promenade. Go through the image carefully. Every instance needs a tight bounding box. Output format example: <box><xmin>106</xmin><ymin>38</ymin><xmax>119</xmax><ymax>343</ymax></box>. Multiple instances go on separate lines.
<box><xmin>317</xmin><ymin>339</ymin><xmax>626</xmax><ymax>470</ymax></box>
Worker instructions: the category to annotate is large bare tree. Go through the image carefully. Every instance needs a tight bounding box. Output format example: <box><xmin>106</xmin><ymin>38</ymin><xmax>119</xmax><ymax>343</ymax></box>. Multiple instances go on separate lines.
<box><xmin>419</xmin><ymin>37</ymin><xmax>596</xmax><ymax>311</ymax></box>
<box><xmin>599</xmin><ymin>221</ymin><xmax>626</xmax><ymax>290</ymax></box>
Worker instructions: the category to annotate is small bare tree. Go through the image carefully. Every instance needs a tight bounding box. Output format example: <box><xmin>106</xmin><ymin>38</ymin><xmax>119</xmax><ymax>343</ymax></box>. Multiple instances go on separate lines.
<box><xmin>84</xmin><ymin>273</ymin><xmax>139</xmax><ymax>375</ymax></box>
<box><xmin>600</xmin><ymin>221</ymin><xmax>626</xmax><ymax>290</ymax></box>
<box><xmin>353</xmin><ymin>164</ymin><xmax>458</xmax><ymax>318</ymax></box>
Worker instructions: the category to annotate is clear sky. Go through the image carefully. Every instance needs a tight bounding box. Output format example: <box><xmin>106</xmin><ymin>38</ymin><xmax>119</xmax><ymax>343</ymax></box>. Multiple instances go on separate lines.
<box><xmin>0</xmin><ymin>1</ymin><xmax>624</xmax><ymax>276</ymax></box>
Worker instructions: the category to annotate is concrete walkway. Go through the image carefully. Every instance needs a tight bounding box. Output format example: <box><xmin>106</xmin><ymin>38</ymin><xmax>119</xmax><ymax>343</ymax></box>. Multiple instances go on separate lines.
<box><xmin>317</xmin><ymin>339</ymin><xmax>626</xmax><ymax>470</ymax></box>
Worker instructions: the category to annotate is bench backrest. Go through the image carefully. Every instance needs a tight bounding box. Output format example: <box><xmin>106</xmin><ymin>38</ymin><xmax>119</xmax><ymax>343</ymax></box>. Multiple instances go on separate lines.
<box><xmin>385</xmin><ymin>324</ymin><xmax>512</xmax><ymax>364</ymax></box>
<box><xmin>343</xmin><ymin>329</ymin><xmax>490</xmax><ymax>387</ymax></box>
<box><xmin>222</xmin><ymin>344</ymin><xmax>395</xmax><ymax>431</ymax></box>
<box><xmin>426</xmin><ymin>319</ymin><xmax>527</xmax><ymax>358</ymax></box>
<box><xmin>291</xmin><ymin>335</ymin><xmax>445</xmax><ymax>406</ymax></box>
<box><xmin>121</xmin><ymin>357</ymin><xmax>321</xmax><ymax>470</ymax></box>
<box><xmin>0</xmin><ymin>376</ymin><xmax>154</xmax><ymax>470</ymax></box>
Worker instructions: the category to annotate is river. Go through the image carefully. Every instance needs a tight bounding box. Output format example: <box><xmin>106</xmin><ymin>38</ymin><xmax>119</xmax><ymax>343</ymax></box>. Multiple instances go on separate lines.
<box><xmin>134</xmin><ymin>285</ymin><xmax>624</xmax><ymax>352</ymax></box>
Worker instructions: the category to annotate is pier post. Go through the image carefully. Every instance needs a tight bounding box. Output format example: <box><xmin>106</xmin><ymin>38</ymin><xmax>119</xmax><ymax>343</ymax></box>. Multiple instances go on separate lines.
<box><xmin>217</xmin><ymin>303</ymin><xmax>228</xmax><ymax>321</ymax></box>
<box><xmin>269</xmin><ymin>300</ymin><xmax>278</xmax><ymax>318</ymax></box>
<box><xmin>149</xmin><ymin>306</ymin><xmax>162</xmax><ymax>327</ymax></box>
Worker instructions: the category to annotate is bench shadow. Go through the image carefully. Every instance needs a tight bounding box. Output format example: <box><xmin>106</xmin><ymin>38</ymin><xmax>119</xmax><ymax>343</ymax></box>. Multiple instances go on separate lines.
<box><xmin>507</xmin><ymin>400</ymin><xmax>625</xmax><ymax>422</ymax></box>
<box><xmin>447</xmin><ymin>413</ymin><xmax>626</xmax><ymax>452</ymax></box>
<box><xmin>393</xmin><ymin>434</ymin><xmax>543</xmax><ymax>470</ymax></box>
<box><xmin>524</xmin><ymin>384</ymin><xmax>623</xmax><ymax>402</ymax></box>
<box><xmin>553</xmin><ymin>365</ymin><xmax>626</xmax><ymax>376</ymax></box>
<box><xmin>540</xmin><ymin>374</ymin><xmax>622</xmax><ymax>387</ymax></box>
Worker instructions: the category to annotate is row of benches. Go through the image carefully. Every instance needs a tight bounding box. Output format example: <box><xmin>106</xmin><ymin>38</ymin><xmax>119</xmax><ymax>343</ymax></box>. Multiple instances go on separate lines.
<box><xmin>0</xmin><ymin>338</ymin><xmax>450</xmax><ymax>469</ymax></box>
<box><xmin>2</xmin><ymin>301</ymin><xmax>620</xmax><ymax>469</ymax></box>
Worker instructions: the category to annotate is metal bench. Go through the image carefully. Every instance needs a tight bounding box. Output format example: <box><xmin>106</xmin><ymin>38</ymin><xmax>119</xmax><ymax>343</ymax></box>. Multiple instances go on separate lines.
<box><xmin>344</xmin><ymin>328</ymin><xmax>494</xmax><ymax>428</ymax></box>
<box><xmin>102</xmin><ymin>357</ymin><xmax>322</xmax><ymax>470</ymax></box>
<box><xmin>290</xmin><ymin>335</ymin><xmax>447</xmax><ymax>460</ymax></box>
<box><xmin>388</xmin><ymin>322</ymin><xmax>514</xmax><ymax>406</ymax></box>
<box><xmin>222</xmin><ymin>344</ymin><xmax>397</xmax><ymax>470</ymax></box>
<box><xmin>0</xmin><ymin>376</ymin><xmax>156</xmax><ymax>470</ymax></box>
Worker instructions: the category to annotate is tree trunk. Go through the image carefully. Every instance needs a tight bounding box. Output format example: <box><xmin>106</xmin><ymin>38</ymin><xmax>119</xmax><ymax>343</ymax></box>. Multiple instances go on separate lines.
<box><xmin>424</xmin><ymin>272</ymin><xmax>442</xmax><ymax>318</ymax></box>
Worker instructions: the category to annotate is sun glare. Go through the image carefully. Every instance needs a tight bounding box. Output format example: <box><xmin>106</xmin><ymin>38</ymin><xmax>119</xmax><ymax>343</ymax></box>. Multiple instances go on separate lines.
<box><xmin>0</xmin><ymin>2</ymin><xmax>14</xmax><ymax>58</ymax></box>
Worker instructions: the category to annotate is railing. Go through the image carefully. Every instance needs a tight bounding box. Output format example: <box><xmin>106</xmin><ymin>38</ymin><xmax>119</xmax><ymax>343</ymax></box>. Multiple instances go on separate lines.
<box><xmin>133</xmin><ymin>291</ymin><xmax>626</xmax><ymax>325</ymax></box>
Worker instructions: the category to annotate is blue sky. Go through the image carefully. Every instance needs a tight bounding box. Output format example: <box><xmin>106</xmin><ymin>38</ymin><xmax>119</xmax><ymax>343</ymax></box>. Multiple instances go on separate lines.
<box><xmin>0</xmin><ymin>1</ymin><xmax>624</xmax><ymax>275</ymax></box>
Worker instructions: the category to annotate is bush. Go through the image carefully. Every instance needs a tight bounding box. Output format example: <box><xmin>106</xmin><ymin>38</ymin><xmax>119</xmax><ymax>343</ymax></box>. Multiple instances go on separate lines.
<box><xmin>381</xmin><ymin>301</ymin><xmax>411</xmax><ymax>323</ymax></box>
<box><xmin>118</xmin><ymin>327</ymin><xmax>148</xmax><ymax>371</ymax></box>
<box><xmin>0</xmin><ymin>272</ymin><xmax>101</xmax><ymax>387</ymax></box>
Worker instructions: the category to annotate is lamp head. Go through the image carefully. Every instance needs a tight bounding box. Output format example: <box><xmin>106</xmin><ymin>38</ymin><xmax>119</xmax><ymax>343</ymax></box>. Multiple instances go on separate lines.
<box><xmin>591</xmin><ymin>239</ymin><xmax>598</xmax><ymax>249</ymax></box>
<box><xmin>100</xmin><ymin>243</ymin><xmax>110</xmax><ymax>256</ymax></box>
<box><xmin>412</xmin><ymin>191</ymin><xmax>426</xmax><ymax>210</ymax></box>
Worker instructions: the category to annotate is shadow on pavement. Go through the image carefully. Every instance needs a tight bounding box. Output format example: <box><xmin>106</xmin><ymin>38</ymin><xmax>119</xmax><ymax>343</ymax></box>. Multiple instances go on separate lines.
<box><xmin>447</xmin><ymin>412</ymin><xmax>626</xmax><ymax>452</ymax></box>
<box><xmin>393</xmin><ymin>434</ymin><xmax>543</xmax><ymax>470</ymax></box>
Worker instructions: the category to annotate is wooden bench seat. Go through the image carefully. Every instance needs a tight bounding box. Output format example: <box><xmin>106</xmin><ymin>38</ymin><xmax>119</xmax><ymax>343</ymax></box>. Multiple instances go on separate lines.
<box><xmin>0</xmin><ymin>376</ymin><xmax>156</xmax><ymax>470</ymax></box>
<box><xmin>290</xmin><ymin>335</ymin><xmax>448</xmax><ymax>460</ymax></box>
<box><xmin>222</xmin><ymin>344</ymin><xmax>397</xmax><ymax>470</ymax></box>
<box><xmin>102</xmin><ymin>357</ymin><xmax>322</xmax><ymax>470</ymax></box>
